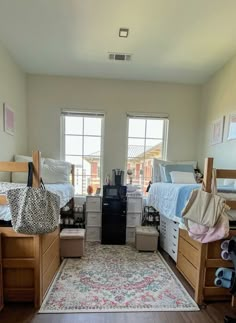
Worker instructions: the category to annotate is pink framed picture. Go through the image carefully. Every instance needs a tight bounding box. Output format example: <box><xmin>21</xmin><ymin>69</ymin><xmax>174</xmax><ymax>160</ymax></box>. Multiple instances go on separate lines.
<box><xmin>3</xmin><ymin>103</ymin><xmax>15</xmax><ymax>136</ymax></box>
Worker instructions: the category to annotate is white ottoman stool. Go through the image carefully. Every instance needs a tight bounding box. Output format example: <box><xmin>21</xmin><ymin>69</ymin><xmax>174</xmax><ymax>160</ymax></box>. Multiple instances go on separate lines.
<box><xmin>60</xmin><ymin>228</ymin><xmax>85</xmax><ymax>257</ymax></box>
<box><xmin>135</xmin><ymin>226</ymin><xmax>159</xmax><ymax>252</ymax></box>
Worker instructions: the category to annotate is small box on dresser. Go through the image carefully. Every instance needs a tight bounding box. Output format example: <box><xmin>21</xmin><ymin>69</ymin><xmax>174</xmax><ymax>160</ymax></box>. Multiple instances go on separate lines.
<box><xmin>0</xmin><ymin>233</ymin><xmax>3</xmax><ymax>312</ymax></box>
<box><xmin>86</xmin><ymin>196</ymin><xmax>102</xmax><ymax>241</ymax></box>
<box><xmin>126</xmin><ymin>196</ymin><xmax>143</xmax><ymax>243</ymax></box>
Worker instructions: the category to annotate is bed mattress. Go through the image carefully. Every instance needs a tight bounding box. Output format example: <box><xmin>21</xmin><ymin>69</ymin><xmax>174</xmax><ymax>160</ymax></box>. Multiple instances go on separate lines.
<box><xmin>0</xmin><ymin>182</ymin><xmax>74</xmax><ymax>221</ymax></box>
<box><xmin>147</xmin><ymin>183</ymin><xmax>236</xmax><ymax>222</ymax></box>
<box><xmin>147</xmin><ymin>183</ymin><xmax>200</xmax><ymax>222</ymax></box>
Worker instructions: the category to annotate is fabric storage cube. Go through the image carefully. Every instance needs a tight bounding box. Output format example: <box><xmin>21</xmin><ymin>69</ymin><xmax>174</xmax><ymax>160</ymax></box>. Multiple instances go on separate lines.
<box><xmin>60</xmin><ymin>229</ymin><xmax>85</xmax><ymax>257</ymax></box>
<box><xmin>135</xmin><ymin>226</ymin><xmax>159</xmax><ymax>251</ymax></box>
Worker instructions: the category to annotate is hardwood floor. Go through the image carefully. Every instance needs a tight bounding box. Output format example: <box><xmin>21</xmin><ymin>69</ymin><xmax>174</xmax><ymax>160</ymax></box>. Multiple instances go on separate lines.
<box><xmin>0</xmin><ymin>251</ymin><xmax>236</xmax><ymax>323</ymax></box>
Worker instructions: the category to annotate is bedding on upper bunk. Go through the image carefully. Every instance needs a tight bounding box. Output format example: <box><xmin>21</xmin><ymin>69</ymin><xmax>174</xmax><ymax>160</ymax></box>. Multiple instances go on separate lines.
<box><xmin>0</xmin><ymin>182</ymin><xmax>74</xmax><ymax>221</ymax></box>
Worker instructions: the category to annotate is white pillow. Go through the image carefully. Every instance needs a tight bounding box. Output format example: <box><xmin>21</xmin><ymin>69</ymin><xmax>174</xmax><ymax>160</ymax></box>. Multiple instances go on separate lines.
<box><xmin>44</xmin><ymin>158</ymin><xmax>71</xmax><ymax>168</ymax></box>
<box><xmin>173</xmin><ymin>160</ymin><xmax>198</xmax><ymax>169</ymax></box>
<box><xmin>42</xmin><ymin>158</ymin><xmax>72</xmax><ymax>184</ymax></box>
<box><xmin>12</xmin><ymin>155</ymin><xmax>71</xmax><ymax>184</ymax></box>
<box><xmin>152</xmin><ymin>159</ymin><xmax>198</xmax><ymax>183</ymax></box>
<box><xmin>12</xmin><ymin>155</ymin><xmax>45</xmax><ymax>183</ymax></box>
<box><xmin>41</xmin><ymin>164</ymin><xmax>71</xmax><ymax>184</ymax></box>
<box><xmin>170</xmin><ymin>171</ymin><xmax>197</xmax><ymax>184</ymax></box>
<box><xmin>152</xmin><ymin>159</ymin><xmax>168</xmax><ymax>182</ymax></box>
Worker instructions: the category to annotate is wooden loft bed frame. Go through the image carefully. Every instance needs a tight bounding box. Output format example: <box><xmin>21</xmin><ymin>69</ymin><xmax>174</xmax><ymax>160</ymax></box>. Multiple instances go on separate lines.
<box><xmin>0</xmin><ymin>151</ymin><xmax>75</xmax><ymax>308</ymax></box>
<box><xmin>177</xmin><ymin>157</ymin><xmax>236</xmax><ymax>305</ymax></box>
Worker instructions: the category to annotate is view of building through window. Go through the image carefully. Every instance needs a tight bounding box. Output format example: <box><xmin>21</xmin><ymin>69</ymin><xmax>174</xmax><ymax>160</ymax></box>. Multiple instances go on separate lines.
<box><xmin>63</xmin><ymin>114</ymin><xmax>103</xmax><ymax>195</ymax></box>
<box><xmin>127</xmin><ymin>117</ymin><xmax>167</xmax><ymax>194</ymax></box>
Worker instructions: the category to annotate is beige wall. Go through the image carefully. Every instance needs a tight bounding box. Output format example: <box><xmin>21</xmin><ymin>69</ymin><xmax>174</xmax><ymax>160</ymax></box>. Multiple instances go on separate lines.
<box><xmin>27</xmin><ymin>75</ymin><xmax>200</xmax><ymax>180</ymax></box>
<box><xmin>198</xmin><ymin>54</ymin><xmax>236</xmax><ymax>169</ymax></box>
<box><xmin>0</xmin><ymin>41</ymin><xmax>27</xmax><ymax>180</ymax></box>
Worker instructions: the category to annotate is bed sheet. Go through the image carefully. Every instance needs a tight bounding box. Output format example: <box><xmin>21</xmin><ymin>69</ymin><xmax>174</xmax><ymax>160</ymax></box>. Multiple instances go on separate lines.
<box><xmin>147</xmin><ymin>183</ymin><xmax>200</xmax><ymax>221</ymax></box>
<box><xmin>147</xmin><ymin>182</ymin><xmax>236</xmax><ymax>222</ymax></box>
<box><xmin>0</xmin><ymin>182</ymin><xmax>74</xmax><ymax>221</ymax></box>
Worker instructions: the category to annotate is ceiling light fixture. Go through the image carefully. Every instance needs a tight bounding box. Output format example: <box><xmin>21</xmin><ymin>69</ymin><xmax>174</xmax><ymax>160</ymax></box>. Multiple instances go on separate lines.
<box><xmin>119</xmin><ymin>28</ymin><xmax>129</xmax><ymax>38</ymax></box>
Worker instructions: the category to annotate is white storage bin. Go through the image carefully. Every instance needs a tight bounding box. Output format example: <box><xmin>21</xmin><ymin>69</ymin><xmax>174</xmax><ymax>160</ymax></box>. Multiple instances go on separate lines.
<box><xmin>86</xmin><ymin>196</ymin><xmax>101</xmax><ymax>212</ymax></box>
<box><xmin>86</xmin><ymin>212</ymin><xmax>101</xmax><ymax>226</ymax></box>
<box><xmin>127</xmin><ymin>213</ymin><xmax>141</xmax><ymax>227</ymax></box>
<box><xmin>86</xmin><ymin>226</ymin><xmax>101</xmax><ymax>241</ymax></box>
<box><xmin>127</xmin><ymin>197</ymin><xmax>142</xmax><ymax>213</ymax></box>
<box><xmin>126</xmin><ymin>227</ymin><xmax>136</xmax><ymax>243</ymax></box>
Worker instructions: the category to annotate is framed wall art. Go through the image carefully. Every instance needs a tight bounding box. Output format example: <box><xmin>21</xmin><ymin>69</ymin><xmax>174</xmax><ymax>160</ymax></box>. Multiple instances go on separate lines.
<box><xmin>227</xmin><ymin>113</ymin><xmax>236</xmax><ymax>141</ymax></box>
<box><xmin>3</xmin><ymin>103</ymin><xmax>15</xmax><ymax>136</ymax></box>
<box><xmin>210</xmin><ymin>116</ymin><xmax>224</xmax><ymax>145</ymax></box>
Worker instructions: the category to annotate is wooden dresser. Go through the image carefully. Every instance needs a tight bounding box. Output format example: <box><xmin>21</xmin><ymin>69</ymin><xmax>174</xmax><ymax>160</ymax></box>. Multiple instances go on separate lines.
<box><xmin>177</xmin><ymin>228</ymin><xmax>236</xmax><ymax>304</ymax></box>
<box><xmin>0</xmin><ymin>233</ymin><xmax>3</xmax><ymax>311</ymax></box>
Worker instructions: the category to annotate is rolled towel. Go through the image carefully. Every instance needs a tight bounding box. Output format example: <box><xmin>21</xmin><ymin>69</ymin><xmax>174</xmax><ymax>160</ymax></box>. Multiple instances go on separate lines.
<box><xmin>221</xmin><ymin>240</ymin><xmax>230</xmax><ymax>250</ymax></box>
<box><xmin>221</xmin><ymin>250</ymin><xmax>232</xmax><ymax>261</ymax></box>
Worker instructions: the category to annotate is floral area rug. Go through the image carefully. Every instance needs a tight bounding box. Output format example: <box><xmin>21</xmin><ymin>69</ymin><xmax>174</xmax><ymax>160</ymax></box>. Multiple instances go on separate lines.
<box><xmin>39</xmin><ymin>243</ymin><xmax>199</xmax><ymax>313</ymax></box>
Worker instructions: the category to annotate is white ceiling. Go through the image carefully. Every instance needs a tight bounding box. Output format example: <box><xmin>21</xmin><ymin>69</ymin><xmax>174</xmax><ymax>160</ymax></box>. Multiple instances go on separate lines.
<box><xmin>1</xmin><ymin>0</ymin><xmax>236</xmax><ymax>84</ymax></box>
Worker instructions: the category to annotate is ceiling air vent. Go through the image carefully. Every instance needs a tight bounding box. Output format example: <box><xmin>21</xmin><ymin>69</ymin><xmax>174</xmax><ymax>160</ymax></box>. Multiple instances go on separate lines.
<box><xmin>108</xmin><ymin>53</ymin><xmax>132</xmax><ymax>61</ymax></box>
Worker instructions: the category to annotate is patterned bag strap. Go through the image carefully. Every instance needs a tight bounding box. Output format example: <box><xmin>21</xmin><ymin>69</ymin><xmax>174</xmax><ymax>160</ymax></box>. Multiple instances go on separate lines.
<box><xmin>27</xmin><ymin>162</ymin><xmax>33</xmax><ymax>187</ymax></box>
<box><xmin>27</xmin><ymin>162</ymin><xmax>45</xmax><ymax>190</ymax></box>
<box><xmin>40</xmin><ymin>178</ymin><xmax>46</xmax><ymax>190</ymax></box>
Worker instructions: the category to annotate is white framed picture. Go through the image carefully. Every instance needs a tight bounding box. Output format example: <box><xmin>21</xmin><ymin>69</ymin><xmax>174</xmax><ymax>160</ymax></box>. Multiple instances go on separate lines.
<box><xmin>3</xmin><ymin>103</ymin><xmax>15</xmax><ymax>136</ymax></box>
<box><xmin>227</xmin><ymin>113</ymin><xmax>236</xmax><ymax>141</ymax></box>
<box><xmin>210</xmin><ymin>116</ymin><xmax>224</xmax><ymax>145</ymax></box>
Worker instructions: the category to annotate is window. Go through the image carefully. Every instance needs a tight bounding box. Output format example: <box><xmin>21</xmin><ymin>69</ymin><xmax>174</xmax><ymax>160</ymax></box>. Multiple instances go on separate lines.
<box><xmin>127</xmin><ymin>115</ymin><xmax>168</xmax><ymax>194</ymax></box>
<box><xmin>61</xmin><ymin>112</ymin><xmax>104</xmax><ymax>195</ymax></box>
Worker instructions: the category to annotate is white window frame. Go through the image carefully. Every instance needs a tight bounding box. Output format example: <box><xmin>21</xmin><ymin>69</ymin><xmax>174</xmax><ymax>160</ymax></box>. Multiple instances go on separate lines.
<box><xmin>60</xmin><ymin>110</ymin><xmax>104</xmax><ymax>196</ymax></box>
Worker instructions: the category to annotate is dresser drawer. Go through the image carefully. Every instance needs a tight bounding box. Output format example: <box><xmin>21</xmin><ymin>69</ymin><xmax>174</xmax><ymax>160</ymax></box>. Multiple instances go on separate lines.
<box><xmin>86</xmin><ymin>197</ymin><xmax>101</xmax><ymax>212</ymax></box>
<box><xmin>177</xmin><ymin>253</ymin><xmax>197</xmax><ymax>288</ymax></box>
<box><xmin>126</xmin><ymin>227</ymin><xmax>136</xmax><ymax>243</ymax></box>
<box><xmin>127</xmin><ymin>213</ymin><xmax>141</xmax><ymax>227</ymax></box>
<box><xmin>86</xmin><ymin>212</ymin><xmax>101</xmax><ymax>226</ymax></box>
<box><xmin>171</xmin><ymin>237</ymin><xmax>178</xmax><ymax>250</ymax></box>
<box><xmin>86</xmin><ymin>226</ymin><xmax>101</xmax><ymax>241</ymax></box>
<box><xmin>170</xmin><ymin>221</ymin><xmax>179</xmax><ymax>233</ymax></box>
<box><xmin>127</xmin><ymin>197</ymin><xmax>142</xmax><ymax>213</ymax></box>
<box><xmin>169</xmin><ymin>247</ymin><xmax>178</xmax><ymax>262</ymax></box>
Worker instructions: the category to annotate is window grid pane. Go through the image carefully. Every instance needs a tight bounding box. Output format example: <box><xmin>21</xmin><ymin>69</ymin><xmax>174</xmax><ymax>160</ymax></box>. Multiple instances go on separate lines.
<box><xmin>64</xmin><ymin>115</ymin><xmax>103</xmax><ymax>195</ymax></box>
<box><xmin>127</xmin><ymin>118</ymin><xmax>166</xmax><ymax>195</ymax></box>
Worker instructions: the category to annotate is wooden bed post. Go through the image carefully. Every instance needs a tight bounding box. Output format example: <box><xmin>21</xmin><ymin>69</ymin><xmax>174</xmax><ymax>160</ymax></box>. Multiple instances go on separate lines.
<box><xmin>194</xmin><ymin>243</ymin><xmax>207</xmax><ymax>305</ymax></box>
<box><xmin>203</xmin><ymin>157</ymin><xmax>213</xmax><ymax>193</ymax></box>
<box><xmin>194</xmin><ymin>158</ymin><xmax>213</xmax><ymax>305</ymax></box>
